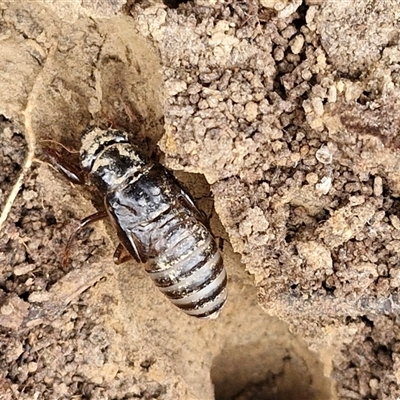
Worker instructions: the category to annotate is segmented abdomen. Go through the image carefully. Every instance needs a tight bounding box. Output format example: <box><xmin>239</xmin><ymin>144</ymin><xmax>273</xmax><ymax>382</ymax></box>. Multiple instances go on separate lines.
<box><xmin>145</xmin><ymin>212</ymin><xmax>227</xmax><ymax>319</ymax></box>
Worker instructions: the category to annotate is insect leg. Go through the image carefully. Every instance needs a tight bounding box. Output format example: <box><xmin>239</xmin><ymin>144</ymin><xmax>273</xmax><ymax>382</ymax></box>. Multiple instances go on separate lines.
<box><xmin>43</xmin><ymin>147</ymin><xmax>86</xmax><ymax>185</ymax></box>
<box><xmin>63</xmin><ymin>210</ymin><xmax>109</xmax><ymax>268</ymax></box>
<box><xmin>113</xmin><ymin>243</ymin><xmax>133</xmax><ymax>265</ymax></box>
<box><xmin>216</xmin><ymin>236</ymin><xmax>225</xmax><ymax>252</ymax></box>
<box><xmin>112</xmin><ymin>231</ymin><xmax>145</xmax><ymax>264</ymax></box>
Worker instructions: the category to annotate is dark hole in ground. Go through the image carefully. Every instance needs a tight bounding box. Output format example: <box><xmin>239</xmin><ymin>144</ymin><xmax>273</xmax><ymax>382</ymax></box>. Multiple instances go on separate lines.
<box><xmin>211</xmin><ymin>340</ymin><xmax>321</xmax><ymax>400</ymax></box>
<box><xmin>163</xmin><ymin>0</ymin><xmax>190</xmax><ymax>8</ymax></box>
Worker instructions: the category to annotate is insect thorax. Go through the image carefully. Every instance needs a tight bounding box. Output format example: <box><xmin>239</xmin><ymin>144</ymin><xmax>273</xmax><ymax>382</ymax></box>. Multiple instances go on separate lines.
<box><xmin>80</xmin><ymin>127</ymin><xmax>148</xmax><ymax>192</ymax></box>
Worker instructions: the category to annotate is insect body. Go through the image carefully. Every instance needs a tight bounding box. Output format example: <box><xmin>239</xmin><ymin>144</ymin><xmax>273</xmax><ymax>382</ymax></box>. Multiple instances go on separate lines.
<box><xmin>45</xmin><ymin>127</ymin><xmax>227</xmax><ymax>319</ymax></box>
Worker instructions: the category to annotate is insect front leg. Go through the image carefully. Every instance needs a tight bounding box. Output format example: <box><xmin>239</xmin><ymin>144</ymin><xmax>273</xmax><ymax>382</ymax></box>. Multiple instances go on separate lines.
<box><xmin>43</xmin><ymin>147</ymin><xmax>86</xmax><ymax>185</ymax></box>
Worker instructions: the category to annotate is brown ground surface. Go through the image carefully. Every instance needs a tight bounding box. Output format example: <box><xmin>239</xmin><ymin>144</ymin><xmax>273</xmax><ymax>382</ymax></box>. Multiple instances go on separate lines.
<box><xmin>0</xmin><ymin>0</ymin><xmax>399</xmax><ymax>399</ymax></box>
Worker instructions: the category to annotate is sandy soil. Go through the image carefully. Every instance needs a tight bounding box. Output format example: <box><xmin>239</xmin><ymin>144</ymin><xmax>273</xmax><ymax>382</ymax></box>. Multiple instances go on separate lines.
<box><xmin>0</xmin><ymin>0</ymin><xmax>399</xmax><ymax>399</ymax></box>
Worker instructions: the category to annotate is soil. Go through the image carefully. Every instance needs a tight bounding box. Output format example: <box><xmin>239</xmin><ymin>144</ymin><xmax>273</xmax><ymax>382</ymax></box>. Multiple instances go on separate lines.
<box><xmin>0</xmin><ymin>0</ymin><xmax>399</xmax><ymax>399</ymax></box>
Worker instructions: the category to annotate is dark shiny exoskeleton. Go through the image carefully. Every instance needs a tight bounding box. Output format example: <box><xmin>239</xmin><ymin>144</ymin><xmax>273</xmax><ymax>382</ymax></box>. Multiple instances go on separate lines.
<box><xmin>44</xmin><ymin>127</ymin><xmax>227</xmax><ymax>319</ymax></box>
